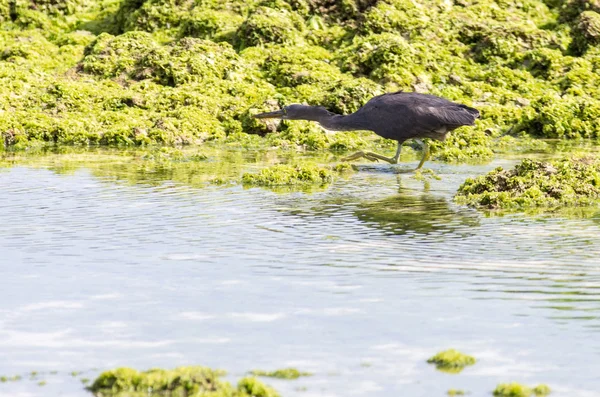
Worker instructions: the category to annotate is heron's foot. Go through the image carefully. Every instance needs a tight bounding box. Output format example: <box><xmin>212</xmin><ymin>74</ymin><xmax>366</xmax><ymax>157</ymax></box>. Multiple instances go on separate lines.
<box><xmin>414</xmin><ymin>141</ymin><xmax>431</xmax><ymax>171</ymax></box>
<box><xmin>341</xmin><ymin>151</ymin><xmax>398</xmax><ymax>164</ymax></box>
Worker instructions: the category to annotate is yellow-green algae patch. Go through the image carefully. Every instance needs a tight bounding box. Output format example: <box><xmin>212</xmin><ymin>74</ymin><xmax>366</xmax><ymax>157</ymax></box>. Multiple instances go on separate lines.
<box><xmin>447</xmin><ymin>390</ymin><xmax>466</xmax><ymax>396</ymax></box>
<box><xmin>250</xmin><ymin>368</ymin><xmax>312</xmax><ymax>379</ymax></box>
<box><xmin>3</xmin><ymin>0</ymin><xmax>600</xmax><ymax>162</ymax></box>
<box><xmin>89</xmin><ymin>366</ymin><xmax>279</xmax><ymax>397</ymax></box>
<box><xmin>0</xmin><ymin>375</ymin><xmax>22</xmax><ymax>382</ymax></box>
<box><xmin>455</xmin><ymin>156</ymin><xmax>600</xmax><ymax>209</ymax></box>
<box><xmin>242</xmin><ymin>162</ymin><xmax>354</xmax><ymax>187</ymax></box>
<box><xmin>532</xmin><ymin>385</ymin><xmax>552</xmax><ymax>396</ymax></box>
<box><xmin>427</xmin><ymin>349</ymin><xmax>476</xmax><ymax>373</ymax></box>
<box><xmin>493</xmin><ymin>382</ymin><xmax>551</xmax><ymax>397</ymax></box>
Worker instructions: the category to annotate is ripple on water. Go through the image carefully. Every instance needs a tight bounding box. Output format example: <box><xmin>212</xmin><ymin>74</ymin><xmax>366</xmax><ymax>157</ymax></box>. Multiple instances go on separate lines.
<box><xmin>1</xmin><ymin>162</ymin><xmax>600</xmax><ymax>396</ymax></box>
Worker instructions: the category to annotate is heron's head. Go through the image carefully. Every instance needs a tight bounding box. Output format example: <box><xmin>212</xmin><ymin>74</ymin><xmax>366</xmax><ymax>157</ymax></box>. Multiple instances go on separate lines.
<box><xmin>253</xmin><ymin>104</ymin><xmax>332</xmax><ymax>121</ymax></box>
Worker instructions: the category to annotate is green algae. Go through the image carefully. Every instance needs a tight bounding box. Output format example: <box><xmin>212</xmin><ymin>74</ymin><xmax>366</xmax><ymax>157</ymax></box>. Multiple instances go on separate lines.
<box><xmin>89</xmin><ymin>366</ymin><xmax>279</xmax><ymax>397</ymax></box>
<box><xmin>455</xmin><ymin>156</ymin><xmax>600</xmax><ymax>209</ymax></box>
<box><xmin>0</xmin><ymin>0</ymin><xmax>599</xmax><ymax>163</ymax></box>
<box><xmin>242</xmin><ymin>162</ymin><xmax>353</xmax><ymax>187</ymax></box>
<box><xmin>571</xmin><ymin>11</ymin><xmax>600</xmax><ymax>54</ymax></box>
<box><xmin>427</xmin><ymin>349</ymin><xmax>476</xmax><ymax>373</ymax></box>
<box><xmin>234</xmin><ymin>6</ymin><xmax>305</xmax><ymax>49</ymax></box>
<box><xmin>250</xmin><ymin>368</ymin><xmax>312</xmax><ymax>379</ymax></box>
<box><xmin>412</xmin><ymin>168</ymin><xmax>441</xmax><ymax>181</ymax></box>
<box><xmin>447</xmin><ymin>390</ymin><xmax>466</xmax><ymax>396</ymax></box>
<box><xmin>493</xmin><ymin>383</ymin><xmax>551</xmax><ymax>397</ymax></box>
<box><xmin>532</xmin><ymin>385</ymin><xmax>552</xmax><ymax>396</ymax></box>
<box><xmin>0</xmin><ymin>375</ymin><xmax>22</xmax><ymax>382</ymax></box>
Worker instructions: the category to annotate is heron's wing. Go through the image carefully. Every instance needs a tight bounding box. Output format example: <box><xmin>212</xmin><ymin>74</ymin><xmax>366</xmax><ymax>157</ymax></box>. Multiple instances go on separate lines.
<box><xmin>414</xmin><ymin>105</ymin><xmax>479</xmax><ymax>128</ymax></box>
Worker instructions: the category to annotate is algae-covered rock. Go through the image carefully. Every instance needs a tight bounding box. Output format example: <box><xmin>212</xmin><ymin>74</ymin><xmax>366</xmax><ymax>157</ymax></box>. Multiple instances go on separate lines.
<box><xmin>181</xmin><ymin>8</ymin><xmax>244</xmax><ymax>42</ymax></box>
<box><xmin>494</xmin><ymin>383</ymin><xmax>533</xmax><ymax>397</ymax></box>
<box><xmin>242</xmin><ymin>162</ymin><xmax>352</xmax><ymax>186</ymax></box>
<box><xmin>0</xmin><ymin>0</ymin><xmax>11</xmax><ymax>23</ymax></box>
<box><xmin>82</xmin><ymin>34</ymin><xmax>243</xmax><ymax>86</ymax></box>
<box><xmin>26</xmin><ymin>0</ymin><xmax>85</xmax><ymax>15</ymax></box>
<box><xmin>338</xmin><ymin>33</ymin><xmax>416</xmax><ymax>85</ymax></box>
<box><xmin>518</xmin><ymin>96</ymin><xmax>600</xmax><ymax>139</ymax></box>
<box><xmin>140</xmin><ymin>38</ymin><xmax>242</xmax><ymax>86</ymax></box>
<box><xmin>234</xmin><ymin>6</ymin><xmax>304</xmax><ymax>49</ymax></box>
<box><xmin>571</xmin><ymin>11</ymin><xmax>600</xmax><ymax>54</ymax></box>
<box><xmin>455</xmin><ymin>157</ymin><xmax>600</xmax><ymax>209</ymax></box>
<box><xmin>493</xmin><ymin>382</ymin><xmax>551</xmax><ymax>397</ymax></box>
<box><xmin>261</xmin><ymin>45</ymin><xmax>340</xmax><ymax>87</ymax></box>
<box><xmin>90</xmin><ymin>366</ymin><xmax>279</xmax><ymax>397</ymax></box>
<box><xmin>320</xmin><ymin>76</ymin><xmax>383</xmax><ymax>114</ymax></box>
<box><xmin>81</xmin><ymin>31</ymin><xmax>159</xmax><ymax>78</ymax></box>
<box><xmin>114</xmin><ymin>0</ymin><xmax>189</xmax><ymax>33</ymax></box>
<box><xmin>237</xmin><ymin>377</ymin><xmax>280</xmax><ymax>397</ymax></box>
<box><xmin>0</xmin><ymin>0</ymin><xmax>597</xmax><ymax>159</ymax></box>
<box><xmin>361</xmin><ymin>0</ymin><xmax>435</xmax><ymax>37</ymax></box>
<box><xmin>251</xmin><ymin>368</ymin><xmax>312</xmax><ymax>379</ymax></box>
<box><xmin>429</xmin><ymin>128</ymin><xmax>493</xmax><ymax>162</ymax></box>
<box><xmin>427</xmin><ymin>349</ymin><xmax>476</xmax><ymax>373</ymax></box>
<box><xmin>459</xmin><ymin>22</ymin><xmax>555</xmax><ymax>64</ymax></box>
<box><xmin>532</xmin><ymin>385</ymin><xmax>552</xmax><ymax>396</ymax></box>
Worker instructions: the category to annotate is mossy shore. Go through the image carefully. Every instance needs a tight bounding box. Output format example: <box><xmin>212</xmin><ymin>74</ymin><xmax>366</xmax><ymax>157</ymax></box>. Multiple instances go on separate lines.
<box><xmin>1</xmin><ymin>0</ymin><xmax>599</xmax><ymax>161</ymax></box>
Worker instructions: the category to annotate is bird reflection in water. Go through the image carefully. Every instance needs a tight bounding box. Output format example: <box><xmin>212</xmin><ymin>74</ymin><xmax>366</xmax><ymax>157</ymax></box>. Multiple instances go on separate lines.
<box><xmin>280</xmin><ymin>176</ymin><xmax>480</xmax><ymax>237</ymax></box>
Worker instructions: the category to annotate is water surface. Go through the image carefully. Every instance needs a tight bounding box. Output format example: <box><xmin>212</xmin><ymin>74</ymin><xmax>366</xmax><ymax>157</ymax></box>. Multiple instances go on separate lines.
<box><xmin>1</xmin><ymin>151</ymin><xmax>599</xmax><ymax>396</ymax></box>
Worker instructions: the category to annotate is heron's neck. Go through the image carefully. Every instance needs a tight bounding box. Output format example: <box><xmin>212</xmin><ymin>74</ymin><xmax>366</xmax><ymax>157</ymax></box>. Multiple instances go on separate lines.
<box><xmin>317</xmin><ymin>113</ymin><xmax>368</xmax><ymax>132</ymax></box>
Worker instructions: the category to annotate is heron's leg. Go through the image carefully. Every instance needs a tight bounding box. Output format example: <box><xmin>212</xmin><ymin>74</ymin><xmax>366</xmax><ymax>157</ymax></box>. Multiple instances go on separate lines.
<box><xmin>341</xmin><ymin>150</ymin><xmax>398</xmax><ymax>164</ymax></box>
<box><xmin>341</xmin><ymin>141</ymin><xmax>403</xmax><ymax>164</ymax></box>
<box><xmin>414</xmin><ymin>139</ymin><xmax>430</xmax><ymax>170</ymax></box>
<box><xmin>390</xmin><ymin>141</ymin><xmax>402</xmax><ymax>164</ymax></box>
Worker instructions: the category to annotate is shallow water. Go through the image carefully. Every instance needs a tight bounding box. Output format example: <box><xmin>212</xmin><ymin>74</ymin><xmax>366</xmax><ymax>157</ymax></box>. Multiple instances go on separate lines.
<box><xmin>1</xmin><ymin>151</ymin><xmax>600</xmax><ymax>397</ymax></box>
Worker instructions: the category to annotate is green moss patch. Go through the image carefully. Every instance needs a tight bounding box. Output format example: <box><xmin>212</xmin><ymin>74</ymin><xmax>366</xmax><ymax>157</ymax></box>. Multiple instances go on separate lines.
<box><xmin>250</xmin><ymin>368</ymin><xmax>312</xmax><ymax>379</ymax></box>
<box><xmin>89</xmin><ymin>366</ymin><xmax>279</xmax><ymax>397</ymax></box>
<box><xmin>455</xmin><ymin>156</ymin><xmax>600</xmax><ymax>209</ymax></box>
<box><xmin>242</xmin><ymin>162</ymin><xmax>353</xmax><ymax>186</ymax></box>
<box><xmin>427</xmin><ymin>349</ymin><xmax>476</xmax><ymax>373</ymax></box>
<box><xmin>571</xmin><ymin>11</ymin><xmax>600</xmax><ymax>54</ymax></box>
<box><xmin>493</xmin><ymin>383</ymin><xmax>551</xmax><ymax>397</ymax></box>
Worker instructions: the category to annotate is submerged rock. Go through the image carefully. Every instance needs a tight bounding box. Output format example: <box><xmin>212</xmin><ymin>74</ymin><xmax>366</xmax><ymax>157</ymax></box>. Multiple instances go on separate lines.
<box><xmin>455</xmin><ymin>157</ymin><xmax>600</xmax><ymax>209</ymax></box>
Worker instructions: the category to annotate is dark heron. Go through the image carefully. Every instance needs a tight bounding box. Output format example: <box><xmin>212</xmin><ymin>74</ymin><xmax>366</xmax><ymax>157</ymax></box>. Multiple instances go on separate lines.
<box><xmin>253</xmin><ymin>91</ymin><xmax>480</xmax><ymax>170</ymax></box>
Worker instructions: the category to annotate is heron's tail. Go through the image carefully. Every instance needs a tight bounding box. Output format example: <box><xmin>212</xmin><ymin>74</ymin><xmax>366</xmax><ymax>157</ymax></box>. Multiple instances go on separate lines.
<box><xmin>459</xmin><ymin>104</ymin><xmax>480</xmax><ymax>119</ymax></box>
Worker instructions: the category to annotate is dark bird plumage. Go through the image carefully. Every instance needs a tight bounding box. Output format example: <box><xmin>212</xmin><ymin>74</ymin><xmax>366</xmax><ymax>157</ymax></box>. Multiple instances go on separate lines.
<box><xmin>254</xmin><ymin>91</ymin><xmax>480</xmax><ymax>169</ymax></box>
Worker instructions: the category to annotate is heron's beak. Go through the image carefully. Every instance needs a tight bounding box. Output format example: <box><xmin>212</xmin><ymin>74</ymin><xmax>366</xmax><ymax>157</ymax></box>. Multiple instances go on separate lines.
<box><xmin>253</xmin><ymin>109</ymin><xmax>286</xmax><ymax>119</ymax></box>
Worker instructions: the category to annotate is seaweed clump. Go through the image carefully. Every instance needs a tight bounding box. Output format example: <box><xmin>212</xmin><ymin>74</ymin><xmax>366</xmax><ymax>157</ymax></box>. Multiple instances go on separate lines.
<box><xmin>455</xmin><ymin>157</ymin><xmax>600</xmax><ymax>209</ymax></box>
<box><xmin>427</xmin><ymin>349</ymin><xmax>476</xmax><ymax>373</ymax></box>
<box><xmin>571</xmin><ymin>11</ymin><xmax>600</xmax><ymax>54</ymax></box>
<box><xmin>89</xmin><ymin>366</ymin><xmax>279</xmax><ymax>397</ymax></box>
<box><xmin>250</xmin><ymin>368</ymin><xmax>312</xmax><ymax>379</ymax></box>
<box><xmin>493</xmin><ymin>383</ymin><xmax>551</xmax><ymax>397</ymax></box>
<box><xmin>242</xmin><ymin>162</ymin><xmax>353</xmax><ymax>186</ymax></box>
